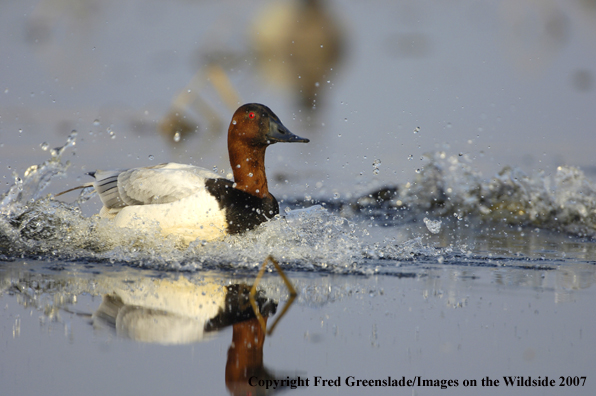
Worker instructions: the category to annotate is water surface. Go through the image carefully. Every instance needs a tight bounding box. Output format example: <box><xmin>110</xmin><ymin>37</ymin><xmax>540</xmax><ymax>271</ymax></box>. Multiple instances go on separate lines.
<box><xmin>1</xmin><ymin>1</ymin><xmax>596</xmax><ymax>395</ymax></box>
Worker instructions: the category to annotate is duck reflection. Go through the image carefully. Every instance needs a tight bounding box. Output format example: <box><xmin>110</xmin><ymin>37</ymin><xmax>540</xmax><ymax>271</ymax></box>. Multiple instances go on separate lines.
<box><xmin>226</xmin><ymin>317</ymin><xmax>277</xmax><ymax>396</ymax></box>
<box><xmin>92</xmin><ymin>280</ymin><xmax>276</xmax><ymax>344</ymax></box>
<box><xmin>90</xmin><ymin>275</ymin><xmax>292</xmax><ymax>395</ymax></box>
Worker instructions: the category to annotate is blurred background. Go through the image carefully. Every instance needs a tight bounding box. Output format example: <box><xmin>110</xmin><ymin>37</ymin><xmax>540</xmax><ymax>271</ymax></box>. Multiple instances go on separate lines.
<box><xmin>1</xmin><ymin>0</ymin><xmax>596</xmax><ymax>201</ymax></box>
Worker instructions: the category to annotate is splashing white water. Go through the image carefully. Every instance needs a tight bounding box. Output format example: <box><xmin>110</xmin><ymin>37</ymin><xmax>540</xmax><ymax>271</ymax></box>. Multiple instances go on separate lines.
<box><xmin>1</xmin><ymin>131</ymin><xmax>77</xmax><ymax>216</ymax></box>
<box><xmin>0</xmin><ymin>134</ymin><xmax>426</xmax><ymax>271</ymax></box>
<box><xmin>2</xmin><ymin>135</ymin><xmax>595</xmax><ymax>273</ymax></box>
<box><xmin>393</xmin><ymin>152</ymin><xmax>596</xmax><ymax>237</ymax></box>
<box><xmin>423</xmin><ymin>217</ymin><xmax>442</xmax><ymax>234</ymax></box>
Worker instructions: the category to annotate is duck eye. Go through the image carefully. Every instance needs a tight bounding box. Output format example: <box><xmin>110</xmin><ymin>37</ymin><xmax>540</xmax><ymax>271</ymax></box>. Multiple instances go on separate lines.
<box><xmin>248</xmin><ymin>112</ymin><xmax>255</xmax><ymax>119</ymax></box>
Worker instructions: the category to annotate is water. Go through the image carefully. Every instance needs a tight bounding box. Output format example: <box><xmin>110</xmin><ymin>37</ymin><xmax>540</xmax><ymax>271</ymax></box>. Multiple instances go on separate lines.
<box><xmin>1</xmin><ymin>1</ymin><xmax>596</xmax><ymax>395</ymax></box>
<box><xmin>1</xmin><ymin>129</ymin><xmax>595</xmax><ymax>395</ymax></box>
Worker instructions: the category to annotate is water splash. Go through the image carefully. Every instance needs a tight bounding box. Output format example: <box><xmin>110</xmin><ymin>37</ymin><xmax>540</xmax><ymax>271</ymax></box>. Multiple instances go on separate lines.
<box><xmin>1</xmin><ymin>130</ymin><xmax>77</xmax><ymax>217</ymax></box>
<box><xmin>2</xmin><ymin>139</ymin><xmax>594</xmax><ymax>273</ymax></box>
<box><xmin>423</xmin><ymin>217</ymin><xmax>442</xmax><ymax>234</ymax></box>
<box><xmin>387</xmin><ymin>152</ymin><xmax>596</xmax><ymax>237</ymax></box>
<box><xmin>0</xmin><ymin>145</ymin><xmax>443</xmax><ymax>272</ymax></box>
<box><xmin>372</xmin><ymin>159</ymin><xmax>381</xmax><ymax>175</ymax></box>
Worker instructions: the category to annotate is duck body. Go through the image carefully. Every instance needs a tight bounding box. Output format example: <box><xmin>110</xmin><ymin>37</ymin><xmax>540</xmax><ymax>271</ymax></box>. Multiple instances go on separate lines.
<box><xmin>80</xmin><ymin>103</ymin><xmax>308</xmax><ymax>244</ymax></box>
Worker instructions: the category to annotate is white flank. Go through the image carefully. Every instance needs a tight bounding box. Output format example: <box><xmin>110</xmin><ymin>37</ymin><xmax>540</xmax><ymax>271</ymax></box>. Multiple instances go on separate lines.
<box><xmin>94</xmin><ymin>163</ymin><xmax>229</xmax><ymax>244</ymax></box>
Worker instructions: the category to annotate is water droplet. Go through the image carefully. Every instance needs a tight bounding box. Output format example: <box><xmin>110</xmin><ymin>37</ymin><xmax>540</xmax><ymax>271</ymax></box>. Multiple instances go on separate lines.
<box><xmin>248</xmin><ymin>172</ymin><xmax>253</xmax><ymax>177</ymax></box>
<box><xmin>18</xmin><ymin>129</ymin><xmax>22</xmax><ymax>134</ymax></box>
<box><xmin>232</xmin><ymin>120</ymin><xmax>237</xmax><ymax>125</ymax></box>
<box><xmin>407</xmin><ymin>154</ymin><xmax>413</xmax><ymax>160</ymax></box>
<box><xmin>24</xmin><ymin>164</ymin><xmax>39</xmax><ymax>177</ymax></box>
<box><xmin>173</xmin><ymin>132</ymin><xmax>181</xmax><ymax>142</ymax></box>
<box><xmin>423</xmin><ymin>217</ymin><xmax>442</xmax><ymax>234</ymax></box>
<box><xmin>284</xmin><ymin>207</ymin><xmax>291</xmax><ymax>214</ymax></box>
<box><xmin>315</xmin><ymin>82</ymin><xmax>320</xmax><ymax>87</ymax></box>
<box><xmin>413</xmin><ymin>126</ymin><xmax>420</xmax><ymax>134</ymax></box>
<box><xmin>236</xmin><ymin>164</ymin><xmax>241</xmax><ymax>168</ymax></box>
<box><xmin>338</xmin><ymin>133</ymin><xmax>342</xmax><ymax>137</ymax></box>
<box><xmin>372</xmin><ymin>159</ymin><xmax>381</xmax><ymax>175</ymax></box>
<box><xmin>148</xmin><ymin>155</ymin><xmax>154</xmax><ymax>160</ymax></box>
<box><xmin>107</xmin><ymin>126</ymin><xmax>116</xmax><ymax>139</ymax></box>
<box><xmin>40</xmin><ymin>142</ymin><xmax>49</xmax><ymax>151</ymax></box>
<box><xmin>67</xmin><ymin>130</ymin><xmax>77</xmax><ymax>146</ymax></box>
<box><xmin>415</xmin><ymin>168</ymin><xmax>421</xmax><ymax>173</ymax></box>
<box><xmin>93</xmin><ymin>119</ymin><xmax>100</xmax><ymax>126</ymax></box>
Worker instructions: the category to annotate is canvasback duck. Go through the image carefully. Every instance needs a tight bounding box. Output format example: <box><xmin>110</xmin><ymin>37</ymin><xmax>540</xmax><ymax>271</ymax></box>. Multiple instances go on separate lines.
<box><xmin>59</xmin><ymin>103</ymin><xmax>309</xmax><ymax>244</ymax></box>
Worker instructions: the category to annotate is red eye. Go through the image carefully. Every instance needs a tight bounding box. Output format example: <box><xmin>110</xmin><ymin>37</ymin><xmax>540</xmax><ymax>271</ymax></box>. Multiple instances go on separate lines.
<box><xmin>248</xmin><ymin>112</ymin><xmax>255</xmax><ymax>119</ymax></box>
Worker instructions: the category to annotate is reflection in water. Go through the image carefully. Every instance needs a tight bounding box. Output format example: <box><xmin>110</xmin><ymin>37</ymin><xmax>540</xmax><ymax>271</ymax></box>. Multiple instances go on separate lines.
<box><xmin>161</xmin><ymin>0</ymin><xmax>347</xmax><ymax>144</ymax></box>
<box><xmin>1</xmin><ymin>256</ymin><xmax>595</xmax><ymax>395</ymax></box>
<box><xmin>98</xmin><ymin>276</ymin><xmax>302</xmax><ymax>396</ymax></box>
<box><xmin>92</xmin><ymin>280</ymin><xmax>276</xmax><ymax>344</ymax></box>
<box><xmin>250</xmin><ymin>256</ymin><xmax>298</xmax><ymax>335</ymax></box>
<box><xmin>250</xmin><ymin>0</ymin><xmax>346</xmax><ymax>116</ymax></box>
<box><xmin>0</xmin><ymin>267</ymin><xmax>301</xmax><ymax>395</ymax></box>
<box><xmin>92</xmin><ymin>278</ymin><xmax>288</xmax><ymax>395</ymax></box>
<box><xmin>226</xmin><ymin>318</ymin><xmax>275</xmax><ymax>396</ymax></box>
<box><xmin>1</xmin><ymin>259</ymin><xmax>594</xmax><ymax>395</ymax></box>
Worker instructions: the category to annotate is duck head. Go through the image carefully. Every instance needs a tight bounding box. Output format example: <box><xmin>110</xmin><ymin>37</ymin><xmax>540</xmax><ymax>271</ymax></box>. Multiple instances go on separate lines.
<box><xmin>228</xmin><ymin>103</ymin><xmax>309</xmax><ymax>146</ymax></box>
<box><xmin>228</xmin><ymin>103</ymin><xmax>309</xmax><ymax>198</ymax></box>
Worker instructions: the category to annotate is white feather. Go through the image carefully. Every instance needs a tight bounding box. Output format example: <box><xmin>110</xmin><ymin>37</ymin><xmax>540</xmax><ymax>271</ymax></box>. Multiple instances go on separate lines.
<box><xmin>93</xmin><ymin>163</ymin><xmax>228</xmax><ymax>244</ymax></box>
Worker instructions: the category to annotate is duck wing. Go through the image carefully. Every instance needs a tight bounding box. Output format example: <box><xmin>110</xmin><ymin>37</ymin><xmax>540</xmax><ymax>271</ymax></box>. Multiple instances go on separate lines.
<box><xmin>93</xmin><ymin>163</ymin><xmax>224</xmax><ymax>209</ymax></box>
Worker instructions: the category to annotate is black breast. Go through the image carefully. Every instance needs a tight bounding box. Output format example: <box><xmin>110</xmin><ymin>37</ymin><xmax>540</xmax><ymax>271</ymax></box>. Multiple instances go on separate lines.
<box><xmin>205</xmin><ymin>178</ymin><xmax>279</xmax><ymax>235</ymax></box>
